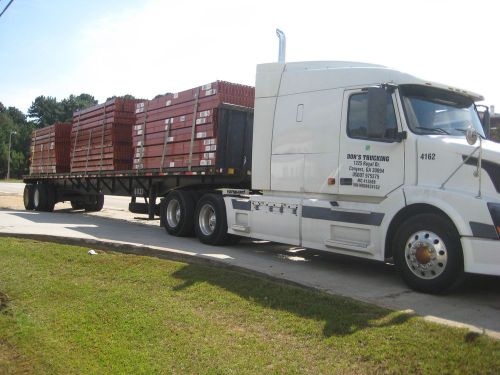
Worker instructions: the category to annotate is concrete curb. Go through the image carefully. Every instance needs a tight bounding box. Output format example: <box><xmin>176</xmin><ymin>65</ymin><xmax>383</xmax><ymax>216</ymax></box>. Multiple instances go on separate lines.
<box><xmin>1</xmin><ymin>231</ymin><xmax>499</xmax><ymax>341</ymax></box>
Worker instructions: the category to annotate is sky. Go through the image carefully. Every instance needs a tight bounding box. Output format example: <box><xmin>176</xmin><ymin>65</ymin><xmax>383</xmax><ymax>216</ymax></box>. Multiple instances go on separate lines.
<box><xmin>1</xmin><ymin>0</ymin><xmax>499</xmax><ymax>114</ymax></box>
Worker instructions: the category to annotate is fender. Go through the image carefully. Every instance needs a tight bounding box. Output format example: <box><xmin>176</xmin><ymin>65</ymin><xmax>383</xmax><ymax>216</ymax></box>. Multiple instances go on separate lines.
<box><xmin>402</xmin><ymin>186</ymin><xmax>492</xmax><ymax>237</ymax></box>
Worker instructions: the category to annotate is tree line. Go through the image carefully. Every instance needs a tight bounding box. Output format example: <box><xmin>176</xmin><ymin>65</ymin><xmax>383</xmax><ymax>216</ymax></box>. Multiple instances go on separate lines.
<box><xmin>0</xmin><ymin>94</ymin><xmax>99</xmax><ymax>179</ymax></box>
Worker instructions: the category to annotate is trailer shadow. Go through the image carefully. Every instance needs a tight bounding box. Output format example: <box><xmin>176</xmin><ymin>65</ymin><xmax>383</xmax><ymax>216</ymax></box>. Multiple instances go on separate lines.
<box><xmin>4</xmin><ymin>210</ymin><xmax>93</xmax><ymax>224</ymax></box>
<box><xmin>170</xmin><ymin>263</ymin><xmax>413</xmax><ymax>338</ymax></box>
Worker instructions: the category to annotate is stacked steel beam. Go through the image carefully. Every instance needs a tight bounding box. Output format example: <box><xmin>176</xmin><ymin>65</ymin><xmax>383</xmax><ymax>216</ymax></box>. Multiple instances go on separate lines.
<box><xmin>29</xmin><ymin>122</ymin><xmax>72</xmax><ymax>174</ymax></box>
<box><xmin>133</xmin><ymin>81</ymin><xmax>254</xmax><ymax>171</ymax></box>
<box><xmin>70</xmin><ymin>98</ymin><xmax>137</xmax><ymax>173</ymax></box>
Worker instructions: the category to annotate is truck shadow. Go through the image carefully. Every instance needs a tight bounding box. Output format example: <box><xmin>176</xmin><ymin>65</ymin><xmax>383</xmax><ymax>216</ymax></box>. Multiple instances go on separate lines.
<box><xmin>170</xmin><ymin>263</ymin><xmax>412</xmax><ymax>338</ymax></box>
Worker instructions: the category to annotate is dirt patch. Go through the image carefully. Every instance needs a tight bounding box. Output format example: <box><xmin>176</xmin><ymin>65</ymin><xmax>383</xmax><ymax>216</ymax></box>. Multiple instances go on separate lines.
<box><xmin>0</xmin><ymin>292</ymin><xmax>8</xmax><ymax>311</ymax></box>
<box><xmin>0</xmin><ymin>340</ymin><xmax>34</xmax><ymax>375</ymax></box>
<box><xmin>0</xmin><ymin>195</ymin><xmax>24</xmax><ymax>210</ymax></box>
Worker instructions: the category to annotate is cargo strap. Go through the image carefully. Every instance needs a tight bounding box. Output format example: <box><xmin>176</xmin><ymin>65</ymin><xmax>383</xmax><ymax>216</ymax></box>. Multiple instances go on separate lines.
<box><xmin>40</xmin><ymin>144</ymin><xmax>44</xmax><ymax>174</ymax></box>
<box><xmin>159</xmin><ymin>117</ymin><xmax>171</xmax><ymax>173</ymax></box>
<box><xmin>99</xmin><ymin>102</ymin><xmax>108</xmax><ymax>173</ymax></box>
<box><xmin>32</xmin><ymin>129</ymin><xmax>37</xmax><ymax>174</ymax></box>
<box><xmin>85</xmin><ymin>129</ymin><xmax>93</xmax><ymax>174</ymax></box>
<box><xmin>70</xmin><ymin>112</ymin><xmax>81</xmax><ymax>174</ymax></box>
<box><xmin>47</xmin><ymin>127</ymin><xmax>53</xmax><ymax>175</ymax></box>
<box><xmin>137</xmin><ymin>100</ymin><xmax>149</xmax><ymax>174</ymax></box>
<box><xmin>187</xmin><ymin>87</ymin><xmax>201</xmax><ymax>171</ymax></box>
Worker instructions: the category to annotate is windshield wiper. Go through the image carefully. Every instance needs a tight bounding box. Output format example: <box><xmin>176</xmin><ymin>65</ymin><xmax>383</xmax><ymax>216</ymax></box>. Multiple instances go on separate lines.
<box><xmin>415</xmin><ymin>126</ymin><xmax>450</xmax><ymax>135</ymax></box>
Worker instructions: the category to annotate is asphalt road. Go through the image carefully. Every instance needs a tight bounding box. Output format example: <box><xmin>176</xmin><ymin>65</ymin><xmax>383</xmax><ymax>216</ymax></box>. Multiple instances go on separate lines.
<box><xmin>1</xmin><ymin>182</ymin><xmax>499</xmax><ymax>339</ymax></box>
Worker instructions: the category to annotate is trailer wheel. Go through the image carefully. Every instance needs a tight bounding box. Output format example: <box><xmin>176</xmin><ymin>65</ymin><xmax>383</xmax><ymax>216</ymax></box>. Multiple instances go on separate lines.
<box><xmin>33</xmin><ymin>184</ymin><xmax>44</xmax><ymax>211</ymax></box>
<box><xmin>162</xmin><ymin>190</ymin><xmax>195</xmax><ymax>236</ymax></box>
<box><xmin>393</xmin><ymin>213</ymin><xmax>464</xmax><ymax>294</ymax></box>
<box><xmin>23</xmin><ymin>184</ymin><xmax>35</xmax><ymax>210</ymax></box>
<box><xmin>71</xmin><ymin>201</ymin><xmax>85</xmax><ymax>210</ymax></box>
<box><xmin>194</xmin><ymin>193</ymin><xmax>240</xmax><ymax>245</ymax></box>
<box><xmin>84</xmin><ymin>194</ymin><xmax>104</xmax><ymax>212</ymax></box>
<box><xmin>33</xmin><ymin>184</ymin><xmax>55</xmax><ymax>212</ymax></box>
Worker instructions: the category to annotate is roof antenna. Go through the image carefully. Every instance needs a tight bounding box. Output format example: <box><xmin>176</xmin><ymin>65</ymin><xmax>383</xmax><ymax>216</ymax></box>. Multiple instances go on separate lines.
<box><xmin>276</xmin><ymin>29</ymin><xmax>286</xmax><ymax>63</ymax></box>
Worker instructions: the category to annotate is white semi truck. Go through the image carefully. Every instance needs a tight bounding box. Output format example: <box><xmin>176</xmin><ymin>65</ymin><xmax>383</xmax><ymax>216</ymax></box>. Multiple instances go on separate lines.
<box><xmin>24</xmin><ymin>34</ymin><xmax>500</xmax><ymax>294</ymax></box>
<box><xmin>214</xmin><ymin>59</ymin><xmax>500</xmax><ymax>293</ymax></box>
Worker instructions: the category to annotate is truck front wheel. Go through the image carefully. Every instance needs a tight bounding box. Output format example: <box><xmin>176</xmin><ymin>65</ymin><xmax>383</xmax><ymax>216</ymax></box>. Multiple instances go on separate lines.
<box><xmin>393</xmin><ymin>213</ymin><xmax>464</xmax><ymax>294</ymax></box>
<box><xmin>194</xmin><ymin>193</ymin><xmax>239</xmax><ymax>245</ymax></box>
<box><xmin>161</xmin><ymin>190</ymin><xmax>195</xmax><ymax>236</ymax></box>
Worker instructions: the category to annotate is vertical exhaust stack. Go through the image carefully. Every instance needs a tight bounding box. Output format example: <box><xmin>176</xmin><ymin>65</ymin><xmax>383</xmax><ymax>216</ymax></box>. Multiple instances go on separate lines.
<box><xmin>276</xmin><ymin>29</ymin><xmax>286</xmax><ymax>63</ymax></box>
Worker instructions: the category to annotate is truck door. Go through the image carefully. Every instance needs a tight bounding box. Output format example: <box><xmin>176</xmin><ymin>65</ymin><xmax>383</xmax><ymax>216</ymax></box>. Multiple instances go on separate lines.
<box><xmin>338</xmin><ymin>88</ymin><xmax>404</xmax><ymax>197</ymax></box>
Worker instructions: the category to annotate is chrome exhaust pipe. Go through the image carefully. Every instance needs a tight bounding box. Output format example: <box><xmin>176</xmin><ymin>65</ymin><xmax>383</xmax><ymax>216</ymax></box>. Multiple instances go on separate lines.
<box><xmin>276</xmin><ymin>29</ymin><xmax>286</xmax><ymax>63</ymax></box>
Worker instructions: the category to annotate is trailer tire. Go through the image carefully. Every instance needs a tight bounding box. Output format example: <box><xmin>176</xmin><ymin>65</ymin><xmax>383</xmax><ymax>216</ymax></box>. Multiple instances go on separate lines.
<box><xmin>162</xmin><ymin>190</ymin><xmax>195</xmax><ymax>237</ymax></box>
<box><xmin>194</xmin><ymin>193</ymin><xmax>239</xmax><ymax>245</ymax></box>
<box><xmin>23</xmin><ymin>184</ymin><xmax>35</xmax><ymax>210</ymax></box>
<box><xmin>33</xmin><ymin>184</ymin><xmax>55</xmax><ymax>212</ymax></box>
<box><xmin>393</xmin><ymin>213</ymin><xmax>464</xmax><ymax>294</ymax></box>
<box><xmin>84</xmin><ymin>194</ymin><xmax>104</xmax><ymax>212</ymax></box>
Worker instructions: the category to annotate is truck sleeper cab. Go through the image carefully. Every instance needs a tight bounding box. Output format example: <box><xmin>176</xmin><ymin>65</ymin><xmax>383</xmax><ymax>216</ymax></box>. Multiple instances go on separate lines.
<box><xmin>213</xmin><ymin>61</ymin><xmax>499</xmax><ymax>294</ymax></box>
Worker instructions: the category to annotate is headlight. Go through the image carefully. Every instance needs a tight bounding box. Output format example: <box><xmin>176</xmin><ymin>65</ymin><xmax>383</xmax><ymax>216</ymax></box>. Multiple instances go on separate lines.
<box><xmin>487</xmin><ymin>203</ymin><xmax>500</xmax><ymax>238</ymax></box>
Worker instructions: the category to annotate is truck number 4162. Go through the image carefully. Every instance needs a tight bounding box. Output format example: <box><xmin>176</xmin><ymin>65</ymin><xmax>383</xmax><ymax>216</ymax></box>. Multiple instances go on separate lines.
<box><xmin>420</xmin><ymin>153</ymin><xmax>436</xmax><ymax>160</ymax></box>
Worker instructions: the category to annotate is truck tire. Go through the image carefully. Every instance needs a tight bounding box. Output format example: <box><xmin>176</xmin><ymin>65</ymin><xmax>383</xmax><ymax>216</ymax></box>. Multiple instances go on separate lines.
<box><xmin>162</xmin><ymin>190</ymin><xmax>195</xmax><ymax>236</ymax></box>
<box><xmin>194</xmin><ymin>193</ymin><xmax>240</xmax><ymax>245</ymax></box>
<box><xmin>84</xmin><ymin>194</ymin><xmax>104</xmax><ymax>212</ymax></box>
<box><xmin>393</xmin><ymin>213</ymin><xmax>464</xmax><ymax>294</ymax></box>
<box><xmin>33</xmin><ymin>184</ymin><xmax>55</xmax><ymax>212</ymax></box>
<box><xmin>23</xmin><ymin>184</ymin><xmax>35</xmax><ymax>210</ymax></box>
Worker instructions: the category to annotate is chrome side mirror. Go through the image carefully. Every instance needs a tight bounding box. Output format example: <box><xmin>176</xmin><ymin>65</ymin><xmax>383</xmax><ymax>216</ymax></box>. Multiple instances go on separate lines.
<box><xmin>466</xmin><ymin>127</ymin><xmax>478</xmax><ymax>145</ymax></box>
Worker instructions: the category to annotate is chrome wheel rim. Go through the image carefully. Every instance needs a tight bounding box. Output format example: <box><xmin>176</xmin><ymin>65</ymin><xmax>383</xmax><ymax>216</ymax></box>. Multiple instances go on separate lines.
<box><xmin>34</xmin><ymin>187</ymin><xmax>40</xmax><ymax>208</ymax></box>
<box><xmin>166</xmin><ymin>199</ymin><xmax>181</xmax><ymax>228</ymax></box>
<box><xmin>199</xmin><ymin>203</ymin><xmax>216</xmax><ymax>236</ymax></box>
<box><xmin>405</xmin><ymin>230</ymin><xmax>448</xmax><ymax>279</ymax></box>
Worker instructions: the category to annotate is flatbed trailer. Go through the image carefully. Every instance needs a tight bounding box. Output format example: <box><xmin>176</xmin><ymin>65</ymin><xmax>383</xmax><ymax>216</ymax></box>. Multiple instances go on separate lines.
<box><xmin>23</xmin><ymin>104</ymin><xmax>253</xmax><ymax>217</ymax></box>
<box><xmin>23</xmin><ymin>169</ymin><xmax>251</xmax><ymax>217</ymax></box>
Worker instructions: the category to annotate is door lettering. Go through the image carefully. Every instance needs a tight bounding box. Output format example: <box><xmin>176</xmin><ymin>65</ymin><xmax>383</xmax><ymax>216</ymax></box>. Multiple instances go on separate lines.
<box><xmin>345</xmin><ymin>153</ymin><xmax>390</xmax><ymax>190</ymax></box>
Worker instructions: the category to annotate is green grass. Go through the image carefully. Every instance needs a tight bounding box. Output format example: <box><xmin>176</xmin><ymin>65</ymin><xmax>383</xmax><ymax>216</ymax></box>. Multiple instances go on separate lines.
<box><xmin>0</xmin><ymin>238</ymin><xmax>499</xmax><ymax>374</ymax></box>
<box><xmin>2</xmin><ymin>179</ymin><xmax>22</xmax><ymax>183</ymax></box>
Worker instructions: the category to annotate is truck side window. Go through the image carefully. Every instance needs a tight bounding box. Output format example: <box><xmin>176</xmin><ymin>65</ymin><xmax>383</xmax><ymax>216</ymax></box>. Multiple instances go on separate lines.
<box><xmin>347</xmin><ymin>93</ymin><xmax>398</xmax><ymax>140</ymax></box>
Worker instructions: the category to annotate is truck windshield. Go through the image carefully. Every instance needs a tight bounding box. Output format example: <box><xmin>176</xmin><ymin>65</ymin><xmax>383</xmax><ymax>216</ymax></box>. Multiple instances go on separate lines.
<box><xmin>400</xmin><ymin>85</ymin><xmax>485</xmax><ymax>137</ymax></box>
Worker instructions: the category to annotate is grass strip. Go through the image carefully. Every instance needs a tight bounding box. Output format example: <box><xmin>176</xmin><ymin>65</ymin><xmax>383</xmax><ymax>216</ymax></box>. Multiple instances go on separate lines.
<box><xmin>0</xmin><ymin>237</ymin><xmax>499</xmax><ymax>374</ymax></box>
